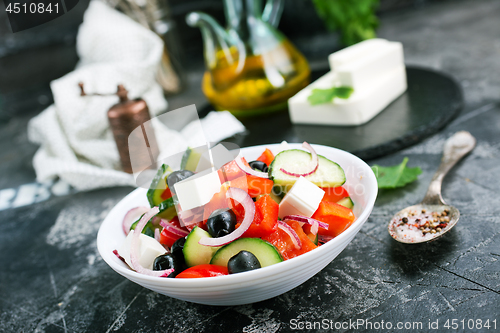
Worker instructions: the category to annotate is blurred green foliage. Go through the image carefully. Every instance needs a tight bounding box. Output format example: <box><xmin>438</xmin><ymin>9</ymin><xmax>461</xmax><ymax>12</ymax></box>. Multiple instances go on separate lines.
<box><xmin>312</xmin><ymin>0</ymin><xmax>379</xmax><ymax>46</ymax></box>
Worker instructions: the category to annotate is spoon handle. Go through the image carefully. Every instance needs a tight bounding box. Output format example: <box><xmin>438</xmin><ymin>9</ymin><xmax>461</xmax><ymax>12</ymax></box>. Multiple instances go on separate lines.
<box><xmin>421</xmin><ymin>131</ymin><xmax>476</xmax><ymax>205</ymax></box>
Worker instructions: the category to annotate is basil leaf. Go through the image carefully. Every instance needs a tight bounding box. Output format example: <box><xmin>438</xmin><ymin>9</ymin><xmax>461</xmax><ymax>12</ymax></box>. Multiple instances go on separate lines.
<box><xmin>371</xmin><ymin>157</ymin><xmax>422</xmax><ymax>189</ymax></box>
<box><xmin>308</xmin><ymin>86</ymin><xmax>354</xmax><ymax>105</ymax></box>
<box><xmin>334</xmin><ymin>86</ymin><xmax>354</xmax><ymax>99</ymax></box>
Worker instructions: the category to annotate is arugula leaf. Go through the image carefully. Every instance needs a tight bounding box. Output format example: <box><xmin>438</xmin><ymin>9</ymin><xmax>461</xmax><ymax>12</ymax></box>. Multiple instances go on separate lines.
<box><xmin>308</xmin><ymin>86</ymin><xmax>354</xmax><ymax>105</ymax></box>
<box><xmin>371</xmin><ymin>157</ymin><xmax>422</xmax><ymax>189</ymax></box>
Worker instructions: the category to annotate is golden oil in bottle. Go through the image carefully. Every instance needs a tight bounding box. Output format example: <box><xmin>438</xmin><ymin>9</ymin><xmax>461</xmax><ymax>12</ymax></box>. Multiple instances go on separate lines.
<box><xmin>202</xmin><ymin>40</ymin><xmax>310</xmax><ymax>117</ymax></box>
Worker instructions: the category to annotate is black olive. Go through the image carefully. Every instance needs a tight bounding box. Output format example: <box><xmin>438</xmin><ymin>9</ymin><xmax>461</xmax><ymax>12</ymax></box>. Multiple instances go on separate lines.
<box><xmin>170</xmin><ymin>237</ymin><xmax>186</xmax><ymax>267</ymax></box>
<box><xmin>153</xmin><ymin>253</ymin><xmax>183</xmax><ymax>277</ymax></box>
<box><xmin>248</xmin><ymin>160</ymin><xmax>268</xmax><ymax>173</ymax></box>
<box><xmin>227</xmin><ymin>251</ymin><xmax>261</xmax><ymax>274</ymax></box>
<box><xmin>207</xmin><ymin>209</ymin><xmax>237</xmax><ymax>238</ymax></box>
<box><xmin>167</xmin><ymin>170</ymin><xmax>195</xmax><ymax>194</ymax></box>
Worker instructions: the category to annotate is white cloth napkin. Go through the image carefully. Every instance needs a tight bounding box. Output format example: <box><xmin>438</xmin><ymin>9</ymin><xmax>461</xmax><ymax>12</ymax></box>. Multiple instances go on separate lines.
<box><xmin>27</xmin><ymin>1</ymin><xmax>245</xmax><ymax>191</ymax></box>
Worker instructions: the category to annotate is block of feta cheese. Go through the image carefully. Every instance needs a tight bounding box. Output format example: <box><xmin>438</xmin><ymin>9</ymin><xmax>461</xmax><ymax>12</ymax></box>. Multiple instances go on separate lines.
<box><xmin>118</xmin><ymin>230</ymin><xmax>166</xmax><ymax>270</ymax></box>
<box><xmin>278</xmin><ymin>176</ymin><xmax>325</xmax><ymax>219</ymax></box>
<box><xmin>288</xmin><ymin>39</ymin><xmax>407</xmax><ymax>126</ymax></box>
<box><xmin>328</xmin><ymin>38</ymin><xmax>389</xmax><ymax>71</ymax></box>
<box><xmin>336</xmin><ymin>42</ymin><xmax>404</xmax><ymax>92</ymax></box>
<box><xmin>174</xmin><ymin>169</ymin><xmax>222</xmax><ymax>211</ymax></box>
<box><xmin>289</xmin><ymin>65</ymin><xmax>407</xmax><ymax>126</ymax></box>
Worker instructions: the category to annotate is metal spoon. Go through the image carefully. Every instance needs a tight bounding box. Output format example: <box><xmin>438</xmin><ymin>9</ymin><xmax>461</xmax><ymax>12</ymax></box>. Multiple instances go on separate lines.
<box><xmin>388</xmin><ymin>131</ymin><xmax>476</xmax><ymax>244</ymax></box>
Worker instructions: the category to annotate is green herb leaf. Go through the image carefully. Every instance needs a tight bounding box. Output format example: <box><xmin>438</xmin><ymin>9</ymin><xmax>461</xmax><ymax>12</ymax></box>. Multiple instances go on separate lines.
<box><xmin>308</xmin><ymin>86</ymin><xmax>354</xmax><ymax>105</ymax></box>
<box><xmin>371</xmin><ymin>157</ymin><xmax>422</xmax><ymax>189</ymax></box>
<box><xmin>311</xmin><ymin>0</ymin><xmax>379</xmax><ymax>46</ymax></box>
<box><xmin>334</xmin><ymin>86</ymin><xmax>354</xmax><ymax>99</ymax></box>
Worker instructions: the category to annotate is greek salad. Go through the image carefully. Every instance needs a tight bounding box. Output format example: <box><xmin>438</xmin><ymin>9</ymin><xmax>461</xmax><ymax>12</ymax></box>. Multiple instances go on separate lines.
<box><xmin>115</xmin><ymin>142</ymin><xmax>356</xmax><ymax>278</ymax></box>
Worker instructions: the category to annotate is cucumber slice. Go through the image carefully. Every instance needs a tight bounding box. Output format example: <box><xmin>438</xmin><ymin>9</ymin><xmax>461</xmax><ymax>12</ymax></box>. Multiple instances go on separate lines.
<box><xmin>210</xmin><ymin>238</ymin><xmax>283</xmax><ymax>268</ymax></box>
<box><xmin>147</xmin><ymin>164</ymin><xmax>173</xmax><ymax>207</ymax></box>
<box><xmin>269</xmin><ymin>191</ymin><xmax>283</xmax><ymax>205</ymax></box>
<box><xmin>181</xmin><ymin>147</ymin><xmax>203</xmax><ymax>172</ymax></box>
<box><xmin>157</xmin><ymin>197</ymin><xmax>177</xmax><ymax>220</ymax></box>
<box><xmin>183</xmin><ymin>227</ymin><xmax>220</xmax><ymax>267</ymax></box>
<box><xmin>130</xmin><ymin>218</ymin><xmax>155</xmax><ymax>238</ymax></box>
<box><xmin>337</xmin><ymin>197</ymin><xmax>354</xmax><ymax>209</ymax></box>
<box><xmin>269</xmin><ymin>149</ymin><xmax>345</xmax><ymax>192</ymax></box>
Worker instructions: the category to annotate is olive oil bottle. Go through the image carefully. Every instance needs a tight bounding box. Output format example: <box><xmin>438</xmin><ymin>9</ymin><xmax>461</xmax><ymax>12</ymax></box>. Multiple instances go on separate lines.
<box><xmin>187</xmin><ymin>0</ymin><xmax>310</xmax><ymax>116</ymax></box>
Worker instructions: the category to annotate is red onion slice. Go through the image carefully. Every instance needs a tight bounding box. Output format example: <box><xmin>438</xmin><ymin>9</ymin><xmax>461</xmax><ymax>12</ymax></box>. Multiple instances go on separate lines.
<box><xmin>159</xmin><ymin>219</ymin><xmax>189</xmax><ymax>237</ymax></box>
<box><xmin>282</xmin><ymin>215</ymin><xmax>329</xmax><ymax>230</ymax></box>
<box><xmin>278</xmin><ymin>221</ymin><xmax>301</xmax><ymax>250</ymax></box>
<box><xmin>198</xmin><ymin>187</ymin><xmax>255</xmax><ymax>247</ymax></box>
<box><xmin>113</xmin><ymin>249</ymin><xmax>126</xmax><ymax>263</ymax></box>
<box><xmin>154</xmin><ymin>228</ymin><xmax>161</xmax><ymax>243</ymax></box>
<box><xmin>235</xmin><ymin>157</ymin><xmax>269</xmax><ymax>179</ymax></box>
<box><xmin>130</xmin><ymin>206</ymin><xmax>174</xmax><ymax>277</ymax></box>
<box><xmin>280</xmin><ymin>142</ymin><xmax>319</xmax><ymax>177</ymax></box>
<box><xmin>310</xmin><ymin>221</ymin><xmax>319</xmax><ymax>235</ymax></box>
<box><xmin>122</xmin><ymin>207</ymin><xmax>149</xmax><ymax>235</ymax></box>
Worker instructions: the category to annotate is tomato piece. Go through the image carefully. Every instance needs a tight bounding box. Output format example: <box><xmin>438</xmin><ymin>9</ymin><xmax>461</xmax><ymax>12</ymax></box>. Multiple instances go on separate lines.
<box><xmin>311</xmin><ymin>201</ymin><xmax>355</xmax><ymax>238</ymax></box>
<box><xmin>159</xmin><ymin>217</ymin><xmax>188</xmax><ymax>248</ymax></box>
<box><xmin>263</xmin><ymin>220</ymin><xmax>317</xmax><ymax>260</ymax></box>
<box><xmin>230</xmin><ymin>175</ymin><xmax>274</xmax><ymax>198</ymax></box>
<box><xmin>246</xmin><ymin>175</ymin><xmax>274</xmax><ymax>197</ymax></box>
<box><xmin>218</xmin><ymin>158</ymin><xmax>248</xmax><ymax>183</ymax></box>
<box><xmin>176</xmin><ymin>264</ymin><xmax>228</xmax><ymax>278</ymax></box>
<box><xmin>160</xmin><ymin>188</ymin><xmax>172</xmax><ymax>201</ymax></box>
<box><xmin>320</xmin><ymin>186</ymin><xmax>349</xmax><ymax>203</ymax></box>
<box><xmin>256</xmin><ymin>148</ymin><xmax>275</xmax><ymax>166</ymax></box>
<box><xmin>234</xmin><ymin>194</ymin><xmax>279</xmax><ymax>238</ymax></box>
<box><xmin>159</xmin><ymin>229</ymin><xmax>177</xmax><ymax>248</ymax></box>
<box><xmin>202</xmin><ymin>184</ymin><xmax>230</xmax><ymax>223</ymax></box>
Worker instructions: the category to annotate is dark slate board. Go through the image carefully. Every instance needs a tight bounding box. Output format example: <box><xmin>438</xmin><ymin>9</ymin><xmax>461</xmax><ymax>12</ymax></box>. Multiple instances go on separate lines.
<box><xmin>199</xmin><ymin>66</ymin><xmax>463</xmax><ymax>160</ymax></box>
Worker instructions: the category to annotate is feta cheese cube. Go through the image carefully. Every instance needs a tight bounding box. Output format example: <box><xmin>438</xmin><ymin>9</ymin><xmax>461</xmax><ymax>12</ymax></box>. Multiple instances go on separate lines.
<box><xmin>174</xmin><ymin>169</ymin><xmax>222</xmax><ymax>211</ymax></box>
<box><xmin>278</xmin><ymin>177</ymin><xmax>325</xmax><ymax>219</ymax></box>
<box><xmin>118</xmin><ymin>230</ymin><xmax>166</xmax><ymax>270</ymax></box>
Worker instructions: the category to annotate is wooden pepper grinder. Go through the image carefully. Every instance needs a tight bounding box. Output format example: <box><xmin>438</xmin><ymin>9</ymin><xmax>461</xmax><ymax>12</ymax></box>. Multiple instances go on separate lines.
<box><xmin>79</xmin><ymin>83</ymin><xmax>159</xmax><ymax>174</ymax></box>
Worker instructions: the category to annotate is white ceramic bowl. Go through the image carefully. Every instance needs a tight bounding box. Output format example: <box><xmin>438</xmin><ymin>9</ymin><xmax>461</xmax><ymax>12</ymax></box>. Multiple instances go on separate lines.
<box><xmin>97</xmin><ymin>143</ymin><xmax>378</xmax><ymax>305</ymax></box>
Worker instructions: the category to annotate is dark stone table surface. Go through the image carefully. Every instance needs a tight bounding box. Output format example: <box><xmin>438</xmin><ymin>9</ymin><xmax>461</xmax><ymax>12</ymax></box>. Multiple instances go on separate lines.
<box><xmin>1</xmin><ymin>0</ymin><xmax>499</xmax><ymax>332</ymax></box>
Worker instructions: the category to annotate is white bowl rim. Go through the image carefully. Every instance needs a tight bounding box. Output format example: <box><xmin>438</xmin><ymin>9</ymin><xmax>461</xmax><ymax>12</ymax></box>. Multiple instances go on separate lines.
<box><xmin>97</xmin><ymin>143</ymin><xmax>378</xmax><ymax>287</ymax></box>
